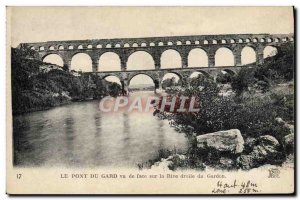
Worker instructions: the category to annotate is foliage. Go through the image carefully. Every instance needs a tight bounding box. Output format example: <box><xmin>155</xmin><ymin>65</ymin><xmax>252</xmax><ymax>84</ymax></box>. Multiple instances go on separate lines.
<box><xmin>216</xmin><ymin>72</ymin><xmax>233</xmax><ymax>84</ymax></box>
<box><xmin>107</xmin><ymin>82</ymin><xmax>122</xmax><ymax>97</ymax></box>
<box><xmin>162</xmin><ymin>77</ymin><xmax>179</xmax><ymax>89</ymax></box>
<box><xmin>232</xmin><ymin>43</ymin><xmax>294</xmax><ymax>95</ymax></box>
<box><xmin>11</xmin><ymin>47</ymin><xmax>121</xmax><ymax>114</ymax></box>
<box><xmin>231</xmin><ymin>68</ymin><xmax>256</xmax><ymax>95</ymax></box>
<box><xmin>255</xmin><ymin>43</ymin><xmax>294</xmax><ymax>82</ymax></box>
<box><xmin>157</xmin><ymin>74</ymin><xmax>293</xmax><ymax>142</ymax></box>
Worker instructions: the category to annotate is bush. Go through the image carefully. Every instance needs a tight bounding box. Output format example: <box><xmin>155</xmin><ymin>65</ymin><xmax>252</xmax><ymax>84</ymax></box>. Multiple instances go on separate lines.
<box><xmin>231</xmin><ymin>68</ymin><xmax>256</xmax><ymax>95</ymax></box>
<box><xmin>157</xmin><ymin>74</ymin><xmax>293</xmax><ymax>141</ymax></box>
<box><xmin>216</xmin><ymin>72</ymin><xmax>233</xmax><ymax>84</ymax></box>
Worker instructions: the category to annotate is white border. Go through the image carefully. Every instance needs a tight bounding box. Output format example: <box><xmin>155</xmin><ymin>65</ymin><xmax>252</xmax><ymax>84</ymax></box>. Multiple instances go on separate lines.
<box><xmin>0</xmin><ymin>1</ymin><xmax>298</xmax><ymax>199</ymax></box>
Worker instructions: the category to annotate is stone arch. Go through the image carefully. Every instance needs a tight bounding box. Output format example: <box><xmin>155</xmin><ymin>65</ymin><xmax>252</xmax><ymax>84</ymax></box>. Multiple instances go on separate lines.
<box><xmin>197</xmin><ymin>70</ymin><xmax>211</xmax><ymax>77</ymax></box>
<box><xmin>106</xmin><ymin>44</ymin><xmax>112</xmax><ymax>48</ymax></box>
<box><xmin>42</xmin><ymin>53</ymin><xmax>64</xmax><ymax>67</ymax></box>
<box><xmin>124</xmin><ymin>43</ymin><xmax>130</xmax><ymax>47</ymax></box>
<box><xmin>58</xmin><ymin>45</ymin><xmax>64</xmax><ymax>50</ymax></box>
<box><xmin>158</xmin><ymin>42</ymin><xmax>164</xmax><ymax>46</ymax></box>
<box><xmin>267</xmin><ymin>38</ymin><xmax>273</xmax><ymax>43</ymax></box>
<box><xmin>263</xmin><ymin>46</ymin><xmax>278</xmax><ymax>59</ymax></box>
<box><xmin>87</xmin><ymin>44</ymin><xmax>93</xmax><ymax>49</ymax></box>
<box><xmin>70</xmin><ymin>52</ymin><xmax>93</xmax><ymax>72</ymax></box>
<box><xmin>115</xmin><ymin>44</ymin><xmax>121</xmax><ymax>48</ymax></box>
<box><xmin>49</xmin><ymin>46</ymin><xmax>55</xmax><ymax>50</ymax></box>
<box><xmin>238</xmin><ymin>39</ymin><xmax>244</xmax><ymax>43</ymax></box>
<box><xmin>132</xmin><ymin>43</ymin><xmax>138</xmax><ymax>47</ymax></box>
<box><xmin>245</xmin><ymin>38</ymin><xmax>251</xmax><ymax>43</ymax></box>
<box><xmin>241</xmin><ymin>46</ymin><xmax>257</xmax><ymax>65</ymax></box>
<box><xmin>98</xmin><ymin>52</ymin><xmax>121</xmax><ymax>72</ymax></box>
<box><xmin>160</xmin><ymin>49</ymin><xmax>182</xmax><ymax>69</ymax></box>
<box><xmin>128</xmin><ymin>73</ymin><xmax>156</xmax><ymax>89</ymax></box>
<box><xmin>68</xmin><ymin>45</ymin><xmax>74</xmax><ymax>50</ymax></box>
<box><xmin>221</xmin><ymin>39</ymin><xmax>227</xmax><ymax>44</ymax></box>
<box><xmin>215</xmin><ymin>47</ymin><xmax>235</xmax><ymax>66</ymax></box>
<box><xmin>103</xmin><ymin>75</ymin><xmax>122</xmax><ymax>85</ymax></box>
<box><xmin>194</xmin><ymin>40</ymin><xmax>200</xmax><ymax>45</ymax></box>
<box><xmin>222</xmin><ymin>69</ymin><xmax>236</xmax><ymax>76</ymax></box>
<box><xmin>141</xmin><ymin>42</ymin><xmax>147</xmax><ymax>47</ymax></box>
<box><xmin>97</xmin><ymin>44</ymin><xmax>102</xmax><ymax>48</ymax></box>
<box><xmin>127</xmin><ymin>51</ymin><xmax>155</xmax><ymax>71</ymax></box>
<box><xmin>161</xmin><ymin>72</ymin><xmax>182</xmax><ymax>88</ymax></box>
<box><xmin>78</xmin><ymin>45</ymin><xmax>83</xmax><ymax>49</ymax></box>
<box><xmin>167</xmin><ymin>41</ymin><xmax>173</xmax><ymax>46</ymax></box>
<box><xmin>260</xmin><ymin>38</ymin><xmax>266</xmax><ymax>43</ymax></box>
<box><xmin>149</xmin><ymin>42</ymin><xmax>155</xmax><ymax>46</ymax></box>
<box><xmin>212</xmin><ymin>40</ymin><xmax>217</xmax><ymax>44</ymax></box>
<box><xmin>253</xmin><ymin>38</ymin><xmax>258</xmax><ymax>43</ymax></box>
<box><xmin>30</xmin><ymin>46</ymin><xmax>35</xmax><ymax>50</ymax></box>
<box><xmin>176</xmin><ymin>41</ymin><xmax>182</xmax><ymax>45</ymax></box>
<box><xmin>216</xmin><ymin>69</ymin><xmax>236</xmax><ymax>84</ymax></box>
<box><xmin>203</xmin><ymin>40</ymin><xmax>209</xmax><ymax>44</ymax></box>
<box><xmin>189</xmin><ymin>71</ymin><xmax>210</xmax><ymax>78</ymax></box>
<box><xmin>39</xmin><ymin>46</ymin><xmax>45</xmax><ymax>51</ymax></box>
<box><xmin>188</xmin><ymin>48</ymin><xmax>208</xmax><ymax>67</ymax></box>
<box><xmin>230</xmin><ymin>39</ymin><xmax>235</xmax><ymax>43</ymax></box>
<box><xmin>186</xmin><ymin>40</ymin><xmax>191</xmax><ymax>45</ymax></box>
<box><xmin>162</xmin><ymin>72</ymin><xmax>182</xmax><ymax>79</ymax></box>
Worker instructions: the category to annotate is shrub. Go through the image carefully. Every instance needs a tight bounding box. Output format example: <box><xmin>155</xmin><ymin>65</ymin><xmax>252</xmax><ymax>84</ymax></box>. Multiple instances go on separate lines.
<box><xmin>231</xmin><ymin>68</ymin><xmax>256</xmax><ymax>95</ymax></box>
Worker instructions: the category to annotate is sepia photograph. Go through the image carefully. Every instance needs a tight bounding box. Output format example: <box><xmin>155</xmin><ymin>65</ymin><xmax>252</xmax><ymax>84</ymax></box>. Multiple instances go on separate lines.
<box><xmin>6</xmin><ymin>6</ymin><xmax>295</xmax><ymax>195</ymax></box>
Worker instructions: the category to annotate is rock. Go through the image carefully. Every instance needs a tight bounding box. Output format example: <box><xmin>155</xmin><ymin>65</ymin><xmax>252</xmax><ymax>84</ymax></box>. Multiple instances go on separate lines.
<box><xmin>236</xmin><ymin>155</ymin><xmax>253</xmax><ymax>170</ymax></box>
<box><xmin>237</xmin><ymin>135</ymin><xmax>281</xmax><ymax>170</ymax></box>
<box><xmin>275</xmin><ymin>117</ymin><xmax>294</xmax><ymax>135</ymax></box>
<box><xmin>259</xmin><ymin>135</ymin><xmax>280</xmax><ymax>150</ymax></box>
<box><xmin>252</xmin><ymin>135</ymin><xmax>280</xmax><ymax>161</ymax></box>
<box><xmin>151</xmin><ymin>154</ymin><xmax>187</xmax><ymax>171</ymax></box>
<box><xmin>287</xmin><ymin>124</ymin><xmax>294</xmax><ymax>134</ymax></box>
<box><xmin>275</xmin><ymin>117</ymin><xmax>285</xmax><ymax>125</ymax></box>
<box><xmin>196</xmin><ymin>129</ymin><xmax>244</xmax><ymax>154</ymax></box>
<box><xmin>283</xmin><ymin>134</ymin><xmax>294</xmax><ymax>154</ymax></box>
<box><xmin>244</xmin><ymin>137</ymin><xmax>257</xmax><ymax>153</ymax></box>
<box><xmin>218</xmin><ymin>157</ymin><xmax>235</xmax><ymax>169</ymax></box>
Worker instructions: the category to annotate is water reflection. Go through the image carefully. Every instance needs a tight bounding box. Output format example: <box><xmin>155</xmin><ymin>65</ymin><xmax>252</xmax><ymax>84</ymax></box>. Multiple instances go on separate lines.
<box><xmin>13</xmin><ymin>92</ymin><xmax>188</xmax><ymax>168</ymax></box>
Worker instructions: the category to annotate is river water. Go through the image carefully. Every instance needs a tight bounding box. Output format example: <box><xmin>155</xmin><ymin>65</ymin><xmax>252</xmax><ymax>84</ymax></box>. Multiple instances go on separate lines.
<box><xmin>13</xmin><ymin>91</ymin><xmax>188</xmax><ymax>168</ymax></box>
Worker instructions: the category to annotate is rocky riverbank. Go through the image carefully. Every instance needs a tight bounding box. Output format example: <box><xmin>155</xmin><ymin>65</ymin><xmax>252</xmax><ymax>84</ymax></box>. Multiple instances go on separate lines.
<box><xmin>150</xmin><ymin>124</ymin><xmax>294</xmax><ymax>171</ymax></box>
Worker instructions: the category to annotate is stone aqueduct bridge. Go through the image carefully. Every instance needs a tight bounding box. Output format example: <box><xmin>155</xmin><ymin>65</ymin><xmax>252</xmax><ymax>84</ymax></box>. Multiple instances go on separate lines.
<box><xmin>21</xmin><ymin>33</ymin><xmax>293</xmax><ymax>90</ymax></box>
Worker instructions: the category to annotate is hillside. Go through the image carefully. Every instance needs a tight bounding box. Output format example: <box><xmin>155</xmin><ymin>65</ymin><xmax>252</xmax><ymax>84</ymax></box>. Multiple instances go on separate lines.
<box><xmin>11</xmin><ymin>47</ymin><xmax>121</xmax><ymax>115</ymax></box>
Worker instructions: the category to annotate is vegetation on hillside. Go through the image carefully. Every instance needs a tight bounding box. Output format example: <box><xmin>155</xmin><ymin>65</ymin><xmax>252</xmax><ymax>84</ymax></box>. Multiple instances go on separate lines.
<box><xmin>11</xmin><ymin>47</ymin><xmax>121</xmax><ymax>115</ymax></box>
<box><xmin>148</xmin><ymin>43</ymin><xmax>294</xmax><ymax>170</ymax></box>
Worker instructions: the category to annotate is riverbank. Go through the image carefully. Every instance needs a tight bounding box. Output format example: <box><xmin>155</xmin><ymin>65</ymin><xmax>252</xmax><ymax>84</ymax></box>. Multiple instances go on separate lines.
<box><xmin>11</xmin><ymin>47</ymin><xmax>122</xmax><ymax>115</ymax></box>
<box><xmin>146</xmin><ymin>43</ymin><xmax>294</xmax><ymax>171</ymax></box>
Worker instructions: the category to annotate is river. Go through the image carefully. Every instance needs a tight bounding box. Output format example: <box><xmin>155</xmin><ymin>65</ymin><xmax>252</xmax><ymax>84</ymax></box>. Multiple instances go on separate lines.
<box><xmin>13</xmin><ymin>91</ymin><xmax>188</xmax><ymax>168</ymax></box>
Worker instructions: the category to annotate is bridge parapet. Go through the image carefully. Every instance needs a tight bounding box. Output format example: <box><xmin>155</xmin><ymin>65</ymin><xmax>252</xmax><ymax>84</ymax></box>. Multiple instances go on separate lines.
<box><xmin>19</xmin><ymin>33</ymin><xmax>294</xmax><ymax>72</ymax></box>
<box><xmin>21</xmin><ymin>33</ymin><xmax>293</xmax><ymax>51</ymax></box>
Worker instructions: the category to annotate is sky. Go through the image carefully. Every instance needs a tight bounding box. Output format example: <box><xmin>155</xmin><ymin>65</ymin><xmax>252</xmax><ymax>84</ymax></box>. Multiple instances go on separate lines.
<box><xmin>8</xmin><ymin>7</ymin><xmax>294</xmax><ymax>85</ymax></box>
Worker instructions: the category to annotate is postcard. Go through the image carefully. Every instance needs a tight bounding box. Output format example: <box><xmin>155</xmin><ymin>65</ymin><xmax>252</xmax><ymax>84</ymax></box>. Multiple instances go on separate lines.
<box><xmin>6</xmin><ymin>6</ymin><xmax>295</xmax><ymax>194</ymax></box>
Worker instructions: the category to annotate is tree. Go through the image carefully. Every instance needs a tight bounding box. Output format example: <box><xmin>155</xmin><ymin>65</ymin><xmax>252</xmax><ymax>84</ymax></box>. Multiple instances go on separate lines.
<box><xmin>231</xmin><ymin>68</ymin><xmax>255</xmax><ymax>95</ymax></box>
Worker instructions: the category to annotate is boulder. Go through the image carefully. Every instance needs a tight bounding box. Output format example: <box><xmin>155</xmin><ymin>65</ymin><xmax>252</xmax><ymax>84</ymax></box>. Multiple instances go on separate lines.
<box><xmin>237</xmin><ymin>135</ymin><xmax>280</xmax><ymax>170</ymax></box>
<box><xmin>196</xmin><ymin>129</ymin><xmax>244</xmax><ymax>154</ymax></box>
